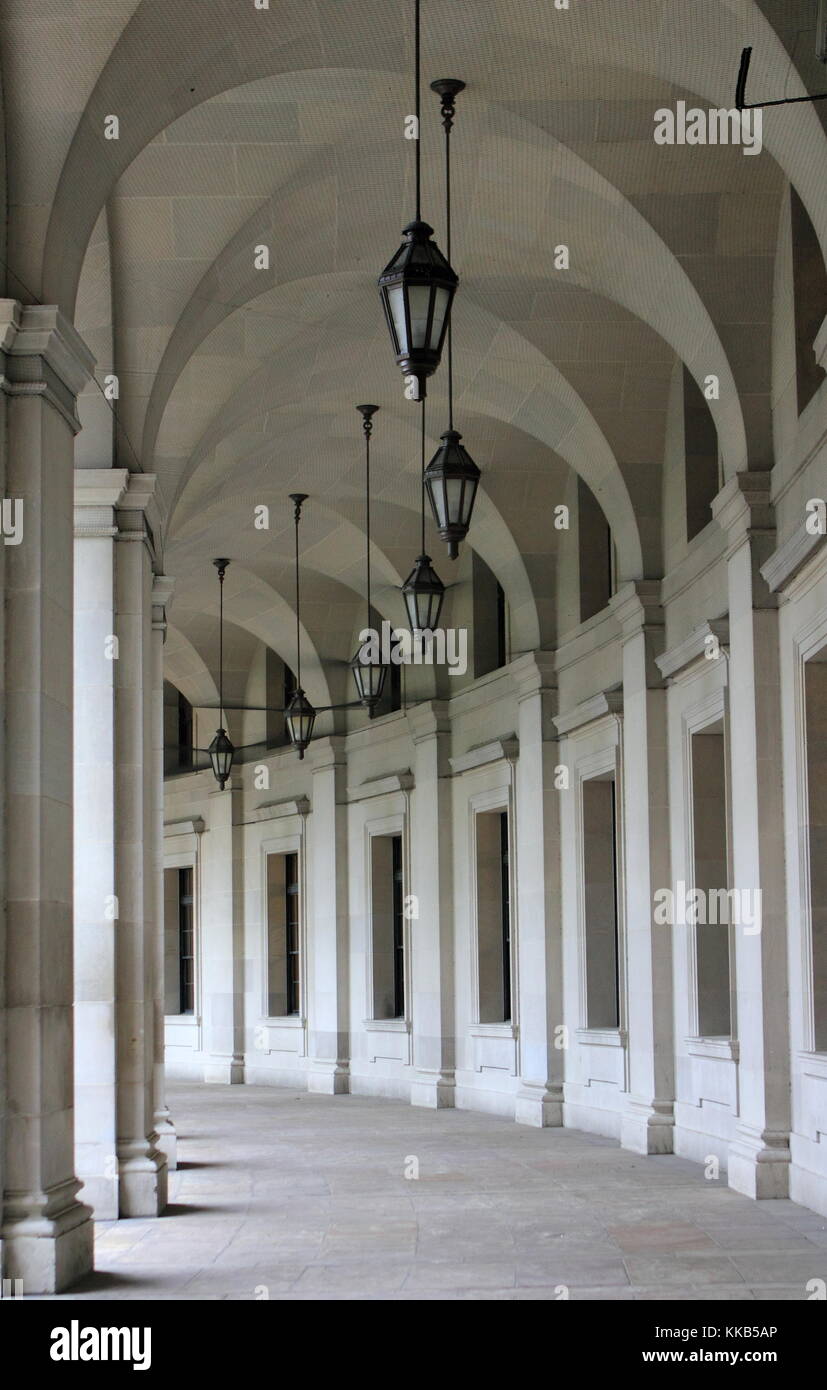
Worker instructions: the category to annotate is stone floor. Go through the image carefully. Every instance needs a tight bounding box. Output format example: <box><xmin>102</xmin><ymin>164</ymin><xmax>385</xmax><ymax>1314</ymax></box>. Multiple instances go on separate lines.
<box><xmin>57</xmin><ymin>1083</ymin><xmax>827</xmax><ymax>1300</ymax></box>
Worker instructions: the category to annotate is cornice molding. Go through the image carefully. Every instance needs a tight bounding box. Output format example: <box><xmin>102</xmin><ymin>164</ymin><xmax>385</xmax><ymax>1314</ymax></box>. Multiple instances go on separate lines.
<box><xmin>449</xmin><ymin>736</ymin><xmax>518</xmax><ymax>775</ymax></box>
<box><xmin>761</xmin><ymin>522</ymin><xmax>827</xmax><ymax>597</ymax></box>
<box><xmin>655</xmin><ymin>618</ymin><xmax>730</xmax><ymax>682</ymax></box>
<box><xmin>164</xmin><ymin>817</ymin><xmax>205</xmax><ymax>838</ymax></box>
<box><xmin>346</xmin><ymin>770</ymin><xmax>414</xmax><ymax>802</ymax></box>
<box><xmin>553</xmin><ymin>689</ymin><xmax>623</xmax><ymax>737</ymax></box>
<box><xmin>248</xmin><ymin>796</ymin><xmax>310</xmax><ymax>824</ymax></box>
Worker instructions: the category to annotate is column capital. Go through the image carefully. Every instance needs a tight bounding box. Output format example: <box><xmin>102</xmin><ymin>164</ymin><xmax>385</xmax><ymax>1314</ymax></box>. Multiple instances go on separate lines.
<box><xmin>609</xmin><ymin>580</ymin><xmax>664</xmax><ymax>639</ymax></box>
<box><xmin>406</xmin><ymin>699</ymin><xmax>451</xmax><ymax>744</ymax></box>
<box><xmin>712</xmin><ymin>471</ymin><xmax>774</xmax><ymax>556</ymax></box>
<box><xmin>307</xmin><ymin>734</ymin><xmax>347</xmax><ymax>772</ymax></box>
<box><xmin>152</xmin><ymin>575</ymin><xmax>175</xmax><ymax>634</ymax></box>
<box><xmin>510</xmin><ymin>650</ymin><xmax>558</xmax><ymax>703</ymax></box>
<box><xmin>116</xmin><ymin>473</ymin><xmax>162</xmax><ymax>566</ymax></box>
<box><xmin>0</xmin><ymin>300</ymin><xmax>96</xmax><ymax>431</ymax></box>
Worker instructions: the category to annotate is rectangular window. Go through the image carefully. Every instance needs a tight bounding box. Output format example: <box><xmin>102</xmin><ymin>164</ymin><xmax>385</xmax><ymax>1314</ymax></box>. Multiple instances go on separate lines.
<box><xmin>690</xmin><ymin>722</ymin><xmax>732</xmax><ymax>1036</ymax></box>
<box><xmin>582</xmin><ymin>776</ymin><xmax>620</xmax><ymax>1028</ymax></box>
<box><xmin>266</xmin><ymin>851</ymin><xmax>300</xmax><ymax>1017</ymax></box>
<box><xmin>476</xmin><ymin>808</ymin><xmax>512</xmax><ymax>1022</ymax></box>
<box><xmin>164</xmin><ymin>865</ymin><xmax>195</xmax><ymax>1015</ymax></box>
<box><xmin>805</xmin><ymin>654</ymin><xmax>827</xmax><ymax>1049</ymax></box>
<box><xmin>371</xmin><ymin>833</ymin><xmax>405</xmax><ymax>1018</ymax></box>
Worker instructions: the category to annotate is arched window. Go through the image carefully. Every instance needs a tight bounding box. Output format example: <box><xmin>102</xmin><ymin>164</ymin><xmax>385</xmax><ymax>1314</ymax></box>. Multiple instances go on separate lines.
<box><xmin>683</xmin><ymin>367</ymin><xmax>720</xmax><ymax>542</ymax></box>
<box><xmin>791</xmin><ymin>187</ymin><xmax>827</xmax><ymax>416</ymax></box>
<box><xmin>578</xmin><ymin>479</ymin><xmax>614</xmax><ymax>622</ymax></box>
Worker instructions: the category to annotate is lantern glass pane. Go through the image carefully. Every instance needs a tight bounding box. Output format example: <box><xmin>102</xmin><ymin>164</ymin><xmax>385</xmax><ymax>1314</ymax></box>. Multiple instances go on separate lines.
<box><xmin>445</xmin><ymin>477</ymin><xmax>465</xmax><ymax>524</ymax></box>
<box><xmin>429</xmin><ymin>287</ymin><xmax>450</xmax><ymax>350</ymax></box>
<box><xmin>387</xmin><ymin>285</ymin><xmax>406</xmax><ymax>353</ymax></box>
<box><xmin>429</xmin><ymin>477</ymin><xmax>448</xmax><ymax>528</ymax></box>
<box><xmin>408</xmin><ymin>286</ymin><xmax>432</xmax><ymax>349</ymax></box>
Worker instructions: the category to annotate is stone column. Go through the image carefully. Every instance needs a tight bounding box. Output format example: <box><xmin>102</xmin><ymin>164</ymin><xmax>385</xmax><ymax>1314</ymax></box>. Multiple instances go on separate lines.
<box><xmin>201</xmin><ymin>780</ymin><xmax>245</xmax><ymax>1084</ymax></box>
<box><xmin>307</xmin><ymin>737</ymin><xmax>349</xmax><ymax>1094</ymax></box>
<box><xmin>73</xmin><ymin>468</ymin><xmax>129</xmax><ymax>1221</ymax></box>
<box><xmin>512</xmin><ymin>653</ymin><xmax>564</xmax><ymax>1127</ymax></box>
<box><xmin>612</xmin><ymin>582</ymin><xmax>675</xmax><ymax>1155</ymax></box>
<box><xmin>0</xmin><ymin>301</ymin><xmax>95</xmax><ymax>1291</ymax></box>
<box><xmin>113</xmin><ymin>476</ymin><xmax>167</xmax><ymax>1215</ymax></box>
<box><xmin>712</xmin><ymin>473</ymin><xmax>790</xmax><ymax>1198</ymax></box>
<box><xmin>152</xmin><ymin>577</ymin><xmax>176</xmax><ymax>1166</ymax></box>
<box><xmin>406</xmin><ymin>703</ymin><xmax>455</xmax><ymax>1108</ymax></box>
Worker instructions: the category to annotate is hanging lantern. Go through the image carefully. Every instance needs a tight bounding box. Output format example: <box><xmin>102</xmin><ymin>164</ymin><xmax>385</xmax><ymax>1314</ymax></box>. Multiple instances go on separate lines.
<box><xmin>378</xmin><ymin>221</ymin><xmax>457</xmax><ymax>399</ymax></box>
<box><xmin>350</xmin><ymin>644</ymin><xmax>388</xmax><ymax>708</ymax></box>
<box><xmin>424</xmin><ymin>429</ymin><xmax>481</xmax><ymax>559</ymax></box>
<box><xmin>208</xmin><ymin>557</ymin><xmax>235</xmax><ymax>789</ymax></box>
<box><xmin>401</xmin><ymin>552</ymin><xmax>445</xmax><ymax>633</ymax></box>
<box><xmin>208</xmin><ymin>728</ymin><xmax>235</xmax><ymax>789</ymax></box>
<box><xmin>284</xmin><ymin>688</ymin><xmax>316</xmax><ymax>759</ymax></box>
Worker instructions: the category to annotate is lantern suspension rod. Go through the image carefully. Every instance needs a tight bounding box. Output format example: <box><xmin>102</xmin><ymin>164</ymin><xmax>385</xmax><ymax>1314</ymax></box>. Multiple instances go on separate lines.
<box><xmin>289</xmin><ymin>494</ymin><xmax>308</xmax><ymax>691</ymax></box>
<box><xmin>420</xmin><ymin>395</ymin><xmax>426</xmax><ymax>555</ymax></box>
<box><xmin>414</xmin><ymin>0</ymin><xmax>421</xmax><ymax>222</ymax></box>
<box><xmin>213</xmin><ymin>558</ymin><xmax>230</xmax><ymax>725</ymax></box>
<box><xmin>432</xmin><ymin>79</ymin><xmax>465</xmax><ymax>430</ymax></box>
<box><xmin>356</xmin><ymin>406</ymin><xmax>380</xmax><ymax>630</ymax></box>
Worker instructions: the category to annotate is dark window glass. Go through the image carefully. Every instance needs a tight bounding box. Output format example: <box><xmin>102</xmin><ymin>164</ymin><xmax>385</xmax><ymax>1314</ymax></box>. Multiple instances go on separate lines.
<box><xmin>285</xmin><ymin>852</ymin><xmax>300</xmax><ymax>1016</ymax></box>
<box><xmin>179</xmin><ymin>866</ymin><xmax>194</xmax><ymax>1015</ymax></box>
<box><xmin>392</xmin><ymin>835</ymin><xmax>405</xmax><ymax>1018</ymax></box>
<box><xmin>500</xmin><ymin>812</ymin><xmax>512</xmax><ymax>1021</ymax></box>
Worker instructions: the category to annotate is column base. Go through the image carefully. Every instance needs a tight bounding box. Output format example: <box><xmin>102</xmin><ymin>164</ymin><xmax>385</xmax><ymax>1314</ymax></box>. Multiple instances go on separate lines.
<box><xmin>118</xmin><ymin>1146</ymin><xmax>168</xmax><ymax>1218</ymax></box>
<box><xmin>203</xmin><ymin>1058</ymin><xmax>245</xmax><ymax>1085</ymax></box>
<box><xmin>154</xmin><ymin>1108</ymin><xmax>178</xmax><ymax>1171</ymax></box>
<box><xmin>1</xmin><ymin>1181</ymin><xmax>94</xmax><ymax>1294</ymax></box>
<box><xmin>410</xmin><ymin>1069</ymin><xmax>455</xmax><ymax>1109</ymax></box>
<box><xmin>77</xmin><ymin>1174</ymin><xmax>119</xmax><ymax>1223</ymax></box>
<box><xmin>514</xmin><ymin>1082</ymin><xmax>563</xmax><ymax>1128</ymax></box>
<box><xmin>728</xmin><ymin>1127</ymin><xmax>790</xmax><ymax>1200</ymax></box>
<box><xmin>307</xmin><ymin>1062</ymin><xmax>350</xmax><ymax>1095</ymax></box>
<box><xmin>620</xmin><ymin>1099</ymin><xmax>675</xmax><ymax>1155</ymax></box>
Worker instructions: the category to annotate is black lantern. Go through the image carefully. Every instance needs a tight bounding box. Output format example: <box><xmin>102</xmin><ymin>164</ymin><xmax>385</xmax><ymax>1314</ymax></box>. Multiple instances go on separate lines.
<box><xmin>401</xmin><ymin>551</ymin><xmax>445</xmax><ymax>633</ymax></box>
<box><xmin>208</xmin><ymin>728</ymin><xmax>234</xmax><ymax>789</ymax></box>
<box><xmin>286</xmin><ymin>493</ymin><xmax>317</xmax><ymax>760</ymax></box>
<box><xmin>424</xmin><ymin>429</ymin><xmax>481</xmax><ymax>559</ymax></box>
<box><xmin>284</xmin><ymin>687</ymin><xmax>316</xmax><ymax>759</ymax></box>
<box><xmin>208</xmin><ymin>558</ymin><xmax>235</xmax><ymax>789</ymax></box>
<box><xmin>378</xmin><ymin>0</ymin><xmax>457</xmax><ymax>399</ymax></box>
<box><xmin>350</xmin><ymin>404</ymin><xmax>388</xmax><ymax>710</ymax></box>
<box><xmin>378</xmin><ymin>221</ymin><xmax>457</xmax><ymax>399</ymax></box>
<box><xmin>423</xmin><ymin>76</ymin><xmax>480</xmax><ymax>559</ymax></box>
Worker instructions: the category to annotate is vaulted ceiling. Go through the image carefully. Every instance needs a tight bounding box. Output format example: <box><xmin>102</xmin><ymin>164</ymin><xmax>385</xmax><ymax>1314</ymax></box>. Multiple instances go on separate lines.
<box><xmin>2</xmin><ymin>0</ymin><xmax>825</xmax><ymax>712</ymax></box>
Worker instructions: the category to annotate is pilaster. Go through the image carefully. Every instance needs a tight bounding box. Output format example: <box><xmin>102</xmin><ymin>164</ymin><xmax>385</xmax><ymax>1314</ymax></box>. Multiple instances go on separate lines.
<box><xmin>306</xmin><ymin>737</ymin><xmax>350</xmax><ymax>1094</ymax></box>
<box><xmin>712</xmin><ymin>473</ymin><xmax>791</xmax><ymax>1198</ymax></box>
<box><xmin>511</xmin><ymin>652</ymin><xmax>564</xmax><ymax>1127</ymax></box>
<box><xmin>406</xmin><ymin>702</ymin><xmax>455</xmax><ymax>1109</ymax></box>
<box><xmin>73</xmin><ymin>468</ymin><xmax>129</xmax><ymax>1221</ymax></box>
<box><xmin>610</xmin><ymin>581</ymin><xmax>675</xmax><ymax>1155</ymax></box>
<box><xmin>201</xmin><ymin>780</ymin><xmax>245</xmax><ymax>1084</ymax></box>
<box><xmin>113</xmin><ymin>475</ymin><xmax>167</xmax><ymax>1215</ymax></box>
<box><xmin>152</xmin><ymin>577</ymin><xmax>177</xmax><ymax>1166</ymax></box>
